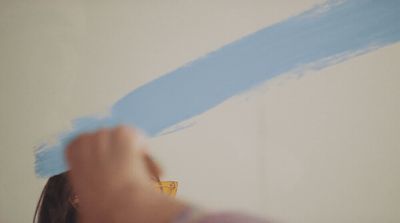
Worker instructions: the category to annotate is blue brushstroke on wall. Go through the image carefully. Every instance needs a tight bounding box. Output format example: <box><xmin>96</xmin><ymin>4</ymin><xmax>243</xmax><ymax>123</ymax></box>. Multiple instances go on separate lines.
<box><xmin>35</xmin><ymin>0</ymin><xmax>400</xmax><ymax>177</ymax></box>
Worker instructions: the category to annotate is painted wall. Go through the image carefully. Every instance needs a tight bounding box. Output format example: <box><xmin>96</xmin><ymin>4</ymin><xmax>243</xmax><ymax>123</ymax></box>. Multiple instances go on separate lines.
<box><xmin>0</xmin><ymin>1</ymin><xmax>399</xmax><ymax>223</ymax></box>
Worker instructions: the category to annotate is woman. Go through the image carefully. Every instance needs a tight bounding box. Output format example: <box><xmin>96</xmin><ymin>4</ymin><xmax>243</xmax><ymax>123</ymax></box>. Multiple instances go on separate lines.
<box><xmin>33</xmin><ymin>153</ymin><xmax>177</xmax><ymax>223</ymax></box>
<box><xmin>36</xmin><ymin>127</ymin><xmax>267</xmax><ymax>223</ymax></box>
<box><xmin>33</xmin><ymin>173</ymin><xmax>78</xmax><ymax>223</ymax></box>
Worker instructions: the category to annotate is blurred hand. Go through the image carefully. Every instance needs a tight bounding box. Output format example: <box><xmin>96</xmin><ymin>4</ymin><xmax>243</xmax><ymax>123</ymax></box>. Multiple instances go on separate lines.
<box><xmin>66</xmin><ymin>126</ymin><xmax>152</xmax><ymax>222</ymax></box>
<box><xmin>65</xmin><ymin>126</ymin><xmax>186</xmax><ymax>223</ymax></box>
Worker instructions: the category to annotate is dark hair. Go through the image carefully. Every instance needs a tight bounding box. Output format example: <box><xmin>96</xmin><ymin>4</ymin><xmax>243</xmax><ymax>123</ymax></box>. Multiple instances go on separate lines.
<box><xmin>33</xmin><ymin>173</ymin><xmax>77</xmax><ymax>223</ymax></box>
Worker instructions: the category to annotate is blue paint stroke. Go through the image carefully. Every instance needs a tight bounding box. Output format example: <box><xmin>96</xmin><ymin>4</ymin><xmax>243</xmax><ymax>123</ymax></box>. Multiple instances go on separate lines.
<box><xmin>35</xmin><ymin>0</ymin><xmax>400</xmax><ymax>177</ymax></box>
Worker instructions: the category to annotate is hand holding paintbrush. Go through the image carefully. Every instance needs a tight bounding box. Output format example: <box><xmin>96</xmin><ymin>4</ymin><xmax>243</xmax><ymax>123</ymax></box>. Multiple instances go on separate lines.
<box><xmin>66</xmin><ymin>126</ymin><xmax>186</xmax><ymax>223</ymax></box>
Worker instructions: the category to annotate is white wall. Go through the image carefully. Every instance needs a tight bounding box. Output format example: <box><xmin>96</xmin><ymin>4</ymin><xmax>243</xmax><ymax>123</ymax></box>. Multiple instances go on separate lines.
<box><xmin>1</xmin><ymin>1</ymin><xmax>399</xmax><ymax>222</ymax></box>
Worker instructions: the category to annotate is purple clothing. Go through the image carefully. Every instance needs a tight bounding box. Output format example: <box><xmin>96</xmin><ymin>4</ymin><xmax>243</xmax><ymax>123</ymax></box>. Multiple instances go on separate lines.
<box><xmin>174</xmin><ymin>207</ymin><xmax>269</xmax><ymax>223</ymax></box>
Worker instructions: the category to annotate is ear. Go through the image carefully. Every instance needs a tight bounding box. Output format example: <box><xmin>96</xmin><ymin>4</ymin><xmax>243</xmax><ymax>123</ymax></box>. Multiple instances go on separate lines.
<box><xmin>69</xmin><ymin>194</ymin><xmax>79</xmax><ymax>209</ymax></box>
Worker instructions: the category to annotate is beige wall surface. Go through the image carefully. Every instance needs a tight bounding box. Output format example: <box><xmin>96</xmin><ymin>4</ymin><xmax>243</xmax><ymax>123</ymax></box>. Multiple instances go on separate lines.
<box><xmin>1</xmin><ymin>1</ymin><xmax>399</xmax><ymax>223</ymax></box>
